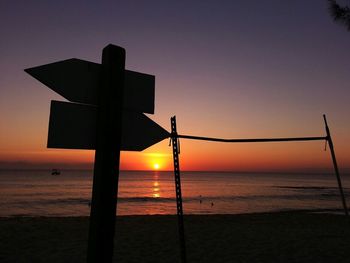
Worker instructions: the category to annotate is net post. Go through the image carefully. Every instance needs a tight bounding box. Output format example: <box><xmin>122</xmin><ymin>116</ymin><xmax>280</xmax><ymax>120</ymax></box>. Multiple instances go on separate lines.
<box><xmin>170</xmin><ymin>116</ymin><xmax>187</xmax><ymax>263</ymax></box>
<box><xmin>323</xmin><ymin>114</ymin><xmax>348</xmax><ymax>216</ymax></box>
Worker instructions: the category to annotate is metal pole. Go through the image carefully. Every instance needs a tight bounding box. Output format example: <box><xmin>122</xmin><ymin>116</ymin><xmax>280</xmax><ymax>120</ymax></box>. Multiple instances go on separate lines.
<box><xmin>171</xmin><ymin>116</ymin><xmax>187</xmax><ymax>263</ymax></box>
<box><xmin>87</xmin><ymin>45</ymin><xmax>126</xmax><ymax>262</ymax></box>
<box><xmin>323</xmin><ymin>114</ymin><xmax>348</xmax><ymax>216</ymax></box>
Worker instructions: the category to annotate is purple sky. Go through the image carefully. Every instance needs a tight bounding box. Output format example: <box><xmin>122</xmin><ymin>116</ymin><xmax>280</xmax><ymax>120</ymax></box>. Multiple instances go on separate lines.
<box><xmin>1</xmin><ymin>1</ymin><xmax>350</xmax><ymax>171</ymax></box>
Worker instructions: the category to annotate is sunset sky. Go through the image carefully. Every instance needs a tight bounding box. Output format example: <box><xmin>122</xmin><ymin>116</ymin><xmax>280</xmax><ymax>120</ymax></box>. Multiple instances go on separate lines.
<box><xmin>1</xmin><ymin>1</ymin><xmax>350</xmax><ymax>172</ymax></box>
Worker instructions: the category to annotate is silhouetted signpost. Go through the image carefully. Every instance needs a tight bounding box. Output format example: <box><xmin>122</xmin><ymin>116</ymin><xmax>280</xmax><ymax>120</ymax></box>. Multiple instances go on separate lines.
<box><xmin>25</xmin><ymin>44</ymin><xmax>169</xmax><ymax>263</ymax></box>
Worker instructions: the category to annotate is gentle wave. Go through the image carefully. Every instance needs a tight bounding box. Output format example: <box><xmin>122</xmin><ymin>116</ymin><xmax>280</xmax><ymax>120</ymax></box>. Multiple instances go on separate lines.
<box><xmin>273</xmin><ymin>186</ymin><xmax>343</xmax><ymax>190</ymax></box>
<box><xmin>3</xmin><ymin>192</ymin><xmax>345</xmax><ymax>207</ymax></box>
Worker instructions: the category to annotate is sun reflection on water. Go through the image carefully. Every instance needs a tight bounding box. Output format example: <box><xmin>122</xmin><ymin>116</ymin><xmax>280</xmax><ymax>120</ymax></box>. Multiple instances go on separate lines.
<box><xmin>152</xmin><ymin>172</ymin><xmax>160</xmax><ymax>198</ymax></box>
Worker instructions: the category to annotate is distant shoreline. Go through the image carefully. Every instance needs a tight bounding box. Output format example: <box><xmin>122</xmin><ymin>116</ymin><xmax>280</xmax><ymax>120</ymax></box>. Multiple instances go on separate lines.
<box><xmin>1</xmin><ymin>208</ymin><xmax>347</xmax><ymax>218</ymax></box>
<box><xmin>1</xmin><ymin>168</ymin><xmax>349</xmax><ymax>176</ymax></box>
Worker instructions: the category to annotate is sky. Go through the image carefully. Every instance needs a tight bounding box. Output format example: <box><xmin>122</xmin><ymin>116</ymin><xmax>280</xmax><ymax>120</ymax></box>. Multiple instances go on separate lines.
<box><xmin>1</xmin><ymin>0</ymin><xmax>350</xmax><ymax>172</ymax></box>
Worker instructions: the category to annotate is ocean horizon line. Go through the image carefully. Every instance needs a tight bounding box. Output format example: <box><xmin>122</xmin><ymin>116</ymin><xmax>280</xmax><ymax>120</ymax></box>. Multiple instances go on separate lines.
<box><xmin>1</xmin><ymin>167</ymin><xmax>349</xmax><ymax>176</ymax></box>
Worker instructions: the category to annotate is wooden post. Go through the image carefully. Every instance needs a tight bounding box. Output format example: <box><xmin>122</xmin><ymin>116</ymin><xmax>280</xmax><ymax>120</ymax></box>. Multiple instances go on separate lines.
<box><xmin>87</xmin><ymin>45</ymin><xmax>126</xmax><ymax>262</ymax></box>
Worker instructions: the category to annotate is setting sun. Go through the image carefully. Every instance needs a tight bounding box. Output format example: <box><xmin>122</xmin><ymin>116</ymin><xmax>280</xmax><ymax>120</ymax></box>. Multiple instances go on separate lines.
<box><xmin>153</xmin><ymin>163</ymin><xmax>160</xmax><ymax>170</ymax></box>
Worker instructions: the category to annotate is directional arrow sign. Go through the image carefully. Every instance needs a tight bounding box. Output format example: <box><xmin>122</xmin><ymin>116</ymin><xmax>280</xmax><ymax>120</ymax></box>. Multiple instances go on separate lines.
<box><xmin>25</xmin><ymin>59</ymin><xmax>155</xmax><ymax>114</ymax></box>
<box><xmin>48</xmin><ymin>100</ymin><xmax>169</xmax><ymax>151</ymax></box>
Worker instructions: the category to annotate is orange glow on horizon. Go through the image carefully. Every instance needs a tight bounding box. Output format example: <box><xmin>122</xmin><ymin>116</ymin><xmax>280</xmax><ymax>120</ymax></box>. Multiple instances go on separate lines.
<box><xmin>1</xmin><ymin>137</ymin><xmax>348</xmax><ymax>172</ymax></box>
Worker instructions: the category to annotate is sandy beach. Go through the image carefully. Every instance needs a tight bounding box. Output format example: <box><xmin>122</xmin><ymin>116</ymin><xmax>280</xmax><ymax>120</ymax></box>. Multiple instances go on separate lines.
<box><xmin>1</xmin><ymin>211</ymin><xmax>350</xmax><ymax>262</ymax></box>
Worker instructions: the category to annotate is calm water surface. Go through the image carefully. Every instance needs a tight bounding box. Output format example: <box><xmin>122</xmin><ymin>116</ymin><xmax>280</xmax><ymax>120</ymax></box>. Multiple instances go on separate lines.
<box><xmin>0</xmin><ymin>170</ymin><xmax>349</xmax><ymax>216</ymax></box>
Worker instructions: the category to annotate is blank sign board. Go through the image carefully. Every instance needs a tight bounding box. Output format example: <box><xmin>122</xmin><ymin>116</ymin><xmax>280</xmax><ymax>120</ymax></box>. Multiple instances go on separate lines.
<box><xmin>25</xmin><ymin>59</ymin><xmax>155</xmax><ymax>113</ymax></box>
<box><xmin>48</xmin><ymin>100</ymin><xmax>169</xmax><ymax>151</ymax></box>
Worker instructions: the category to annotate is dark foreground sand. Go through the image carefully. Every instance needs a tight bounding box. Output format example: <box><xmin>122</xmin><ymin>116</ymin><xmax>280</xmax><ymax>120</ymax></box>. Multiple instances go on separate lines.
<box><xmin>1</xmin><ymin>211</ymin><xmax>350</xmax><ymax>262</ymax></box>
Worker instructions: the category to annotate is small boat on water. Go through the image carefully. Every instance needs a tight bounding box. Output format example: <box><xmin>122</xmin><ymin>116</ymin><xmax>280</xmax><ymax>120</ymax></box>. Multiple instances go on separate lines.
<box><xmin>51</xmin><ymin>169</ymin><xmax>61</xmax><ymax>175</ymax></box>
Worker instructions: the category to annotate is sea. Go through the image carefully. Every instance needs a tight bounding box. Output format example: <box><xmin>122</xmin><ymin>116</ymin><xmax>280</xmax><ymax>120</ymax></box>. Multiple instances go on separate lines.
<box><xmin>0</xmin><ymin>169</ymin><xmax>349</xmax><ymax>217</ymax></box>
